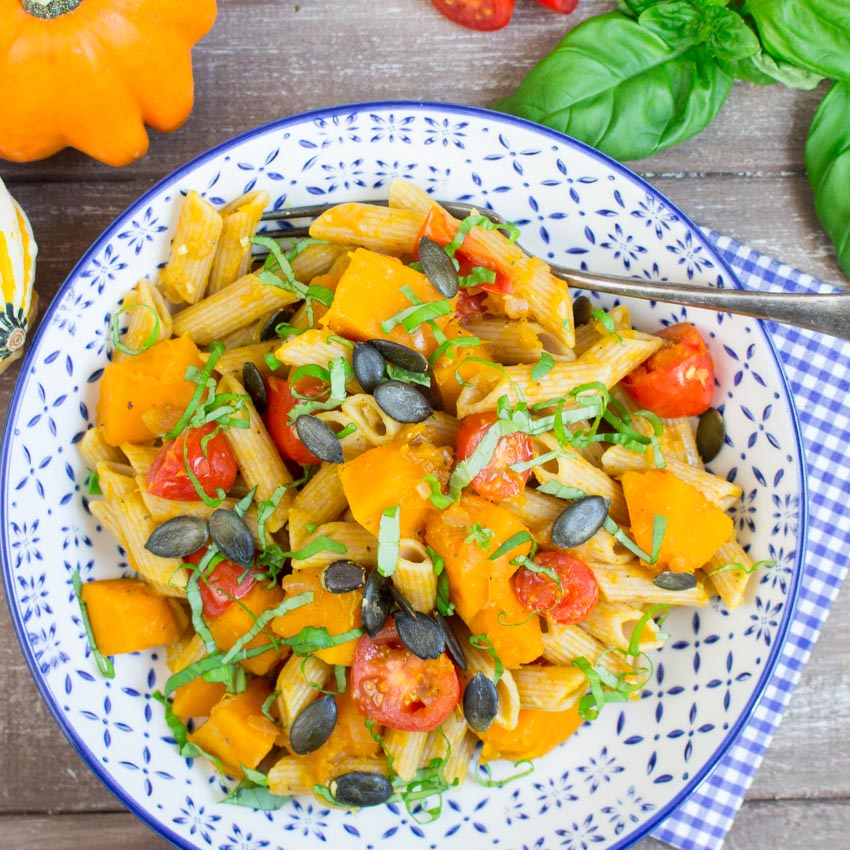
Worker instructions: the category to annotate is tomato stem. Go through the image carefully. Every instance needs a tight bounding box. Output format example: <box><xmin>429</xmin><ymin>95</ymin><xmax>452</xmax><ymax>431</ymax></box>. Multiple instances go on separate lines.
<box><xmin>22</xmin><ymin>0</ymin><xmax>82</xmax><ymax>18</ymax></box>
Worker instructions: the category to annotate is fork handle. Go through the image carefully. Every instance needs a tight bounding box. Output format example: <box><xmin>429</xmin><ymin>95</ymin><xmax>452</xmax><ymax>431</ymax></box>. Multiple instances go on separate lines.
<box><xmin>553</xmin><ymin>265</ymin><xmax>850</xmax><ymax>342</ymax></box>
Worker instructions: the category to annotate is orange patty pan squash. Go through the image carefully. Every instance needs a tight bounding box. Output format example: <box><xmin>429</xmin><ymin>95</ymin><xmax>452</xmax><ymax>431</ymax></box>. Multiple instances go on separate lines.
<box><xmin>0</xmin><ymin>0</ymin><xmax>217</xmax><ymax>166</ymax></box>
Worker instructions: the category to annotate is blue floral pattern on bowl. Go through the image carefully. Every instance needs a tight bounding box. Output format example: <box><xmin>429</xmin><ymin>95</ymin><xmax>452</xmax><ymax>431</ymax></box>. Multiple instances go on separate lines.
<box><xmin>0</xmin><ymin>102</ymin><xmax>805</xmax><ymax>850</ymax></box>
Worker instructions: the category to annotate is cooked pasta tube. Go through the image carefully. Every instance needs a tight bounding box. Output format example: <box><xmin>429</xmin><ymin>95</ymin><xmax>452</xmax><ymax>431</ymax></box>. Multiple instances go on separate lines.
<box><xmin>208</xmin><ymin>189</ymin><xmax>270</xmax><ymax>293</ymax></box>
<box><xmin>513</xmin><ymin>665</ymin><xmax>588</xmax><ymax>712</ymax></box>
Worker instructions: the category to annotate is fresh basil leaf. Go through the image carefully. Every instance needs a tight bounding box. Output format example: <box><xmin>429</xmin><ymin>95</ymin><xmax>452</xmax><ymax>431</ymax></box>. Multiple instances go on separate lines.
<box><xmin>746</xmin><ymin>0</ymin><xmax>850</xmax><ymax>81</ymax></box>
<box><xmin>638</xmin><ymin>1</ymin><xmax>702</xmax><ymax>49</ymax></box>
<box><xmin>724</xmin><ymin>49</ymin><xmax>824</xmax><ymax>90</ymax></box>
<box><xmin>496</xmin><ymin>13</ymin><xmax>733</xmax><ymax>161</ymax></box>
<box><xmin>702</xmin><ymin>5</ymin><xmax>760</xmax><ymax>62</ymax></box>
<box><xmin>805</xmin><ymin>80</ymin><xmax>850</xmax><ymax>278</ymax></box>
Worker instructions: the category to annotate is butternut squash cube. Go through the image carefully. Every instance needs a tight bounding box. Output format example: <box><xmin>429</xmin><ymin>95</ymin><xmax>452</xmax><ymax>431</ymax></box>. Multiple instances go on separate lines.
<box><xmin>81</xmin><ymin>578</ymin><xmax>185</xmax><ymax>656</ymax></box>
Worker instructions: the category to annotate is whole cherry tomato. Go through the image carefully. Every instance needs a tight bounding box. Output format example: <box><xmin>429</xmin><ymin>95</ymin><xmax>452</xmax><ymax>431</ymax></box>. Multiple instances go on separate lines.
<box><xmin>514</xmin><ymin>550</ymin><xmax>599</xmax><ymax>624</ymax></box>
<box><xmin>184</xmin><ymin>549</ymin><xmax>258</xmax><ymax>619</ymax></box>
<box><xmin>146</xmin><ymin>422</ymin><xmax>238</xmax><ymax>501</ymax></box>
<box><xmin>532</xmin><ymin>0</ymin><xmax>579</xmax><ymax>12</ymax></box>
<box><xmin>621</xmin><ymin>322</ymin><xmax>715</xmax><ymax>418</ymax></box>
<box><xmin>351</xmin><ymin>617</ymin><xmax>460</xmax><ymax>732</ymax></box>
<box><xmin>455</xmin><ymin>412</ymin><xmax>534</xmax><ymax>501</ymax></box>
<box><xmin>264</xmin><ymin>375</ymin><xmax>327</xmax><ymax>466</ymax></box>
<box><xmin>430</xmin><ymin>0</ymin><xmax>515</xmax><ymax>31</ymax></box>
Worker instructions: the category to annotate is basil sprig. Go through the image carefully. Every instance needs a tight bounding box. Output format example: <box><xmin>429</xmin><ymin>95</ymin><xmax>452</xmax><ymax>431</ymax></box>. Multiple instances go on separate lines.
<box><xmin>496</xmin><ymin>0</ymin><xmax>850</xmax><ymax>278</ymax></box>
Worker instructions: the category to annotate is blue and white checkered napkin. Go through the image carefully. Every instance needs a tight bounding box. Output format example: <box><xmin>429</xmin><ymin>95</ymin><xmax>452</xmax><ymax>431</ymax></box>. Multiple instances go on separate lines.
<box><xmin>650</xmin><ymin>233</ymin><xmax>850</xmax><ymax>850</ymax></box>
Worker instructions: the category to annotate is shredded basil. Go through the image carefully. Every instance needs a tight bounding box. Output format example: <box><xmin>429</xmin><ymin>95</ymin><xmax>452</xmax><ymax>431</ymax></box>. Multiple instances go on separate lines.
<box><xmin>531</xmin><ymin>352</ymin><xmax>555</xmax><ymax>382</ymax></box>
<box><xmin>71</xmin><ymin>568</ymin><xmax>115</xmax><ymax>679</ymax></box>
<box><xmin>468</xmin><ymin>633</ymin><xmax>504</xmax><ymax>684</ymax></box>
<box><xmin>109</xmin><ymin>302</ymin><xmax>161</xmax><ymax>356</ymax></box>
<box><xmin>475</xmin><ymin>759</ymin><xmax>534</xmax><ymax>788</ymax></box>
<box><xmin>377</xmin><ymin>505</ymin><xmax>401</xmax><ymax>577</ymax></box>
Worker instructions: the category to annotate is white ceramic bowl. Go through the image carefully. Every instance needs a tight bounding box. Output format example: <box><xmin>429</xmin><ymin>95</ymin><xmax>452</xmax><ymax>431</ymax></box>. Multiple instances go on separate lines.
<box><xmin>1</xmin><ymin>102</ymin><xmax>805</xmax><ymax>850</ymax></box>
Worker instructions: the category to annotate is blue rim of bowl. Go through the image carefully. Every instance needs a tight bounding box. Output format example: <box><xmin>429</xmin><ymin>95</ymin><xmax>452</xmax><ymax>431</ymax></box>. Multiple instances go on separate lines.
<box><xmin>1</xmin><ymin>100</ymin><xmax>808</xmax><ymax>850</ymax></box>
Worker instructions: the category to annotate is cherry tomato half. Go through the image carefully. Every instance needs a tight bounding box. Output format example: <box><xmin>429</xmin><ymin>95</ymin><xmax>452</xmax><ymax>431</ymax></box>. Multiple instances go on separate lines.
<box><xmin>351</xmin><ymin>617</ymin><xmax>460</xmax><ymax>732</ymax></box>
<box><xmin>532</xmin><ymin>0</ymin><xmax>579</xmax><ymax>12</ymax></box>
<box><xmin>264</xmin><ymin>375</ymin><xmax>327</xmax><ymax>466</ymax></box>
<box><xmin>621</xmin><ymin>322</ymin><xmax>715</xmax><ymax>418</ymax></box>
<box><xmin>417</xmin><ymin>207</ymin><xmax>513</xmax><ymax>296</ymax></box>
<box><xmin>514</xmin><ymin>551</ymin><xmax>599</xmax><ymax>625</ymax></box>
<box><xmin>456</xmin><ymin>412</ymin><xmax>534</xmax><ymax>501</ymax></box>
<box><xmin>431</xmin><ymin>0</ymin><xmax>514</xmax><ymax>31</ymax></box>
<box><xmin>146</xmin><ymin>422</ymin><xmax>238</xmax><ymax>501</ymax></box>
<box><xmin>184</xmin><ymin>549</ymin><xmax>258</xmax><ymax>619</ymax></box>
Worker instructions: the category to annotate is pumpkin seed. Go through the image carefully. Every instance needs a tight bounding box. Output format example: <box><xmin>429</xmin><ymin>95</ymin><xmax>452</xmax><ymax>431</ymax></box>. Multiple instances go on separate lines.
<box><xmin>696</xmin><ymin>407</ymin><xmax>725</xmax><ymax>464</ymax></box>
<box><xmin>295</xmin><ymin>414</ymin><xmax>344</xmax><ymax>463</ymax></box>
<box><xmin>361</xmin><ymin>569</ymin><xmax>393</xmax><ymax>637</ymax></box>
<box><xmin>572</xmin><ymin>295</ymin><xmax>593</xmax><ymax>326</ymax></box>
<box><xmin>144</xmin><ymin>515</ymin><xmax>209</xmax><ymax>559</ymax></box>
<box><xmin>352</xmin><ymin>341</ymin><xmax>386</xmax><ymax>394</ymax></box>
<box><xmin>653</xmin><ymin>571</ymin><xmax>698</xmax><ymax>591</ymax></box>
<box><xmin>369</xmin><ymin>340</ymin><xmax>428</xmax><ymax>374</ymax></box>
<box><xmin>374</xmin><ymin>380</ymin><xmax>434</xmax><ymax>424</ymax></box>
<box><xmin>551</xmin><ymin>495</ymin><xmax>610</xmax><ymax>549</ymax></box>
<box><xmin>242</xmin><ymin>361</ymin><xmax>268</xmax><ymax>414</ymax></box>
<box><xmin>331</xmin><ymin>771</ymin><xmax>394</xmax><ymax>807</ymax></box>
<box><xmin>395</xmin><ymin>609</ymin><xmax>445</xmax><ymax>660</ymax></box>
<box><xmin>259</xmin><ymin>307</ymin><xmax>294</xmax><ymax>341</ymax></box>
<box><xmin>209</xmin><ymin>508</ymin><xmax>255</xmax><ymax>567</ymax></box>
<box><xmin>463</xmin><ymin>672</ymin><xmax>499</xmax><ymax>733</ymax></box>
<box><xmin>436</xmin><ymin>613</ymin><xmax>467</xmax><ymax>671</ymax></box>
<box><xmin>418</xmin><ymin>234</ymin><xmax>459</xmax><ymax>298</ymax></box>
<box><xmin>389</xmin><ymin>584</ymin><xmax>416</xmax><ymax>618</ymax></box>
<box><xmin>289</xmin><ymin>694</ymin><xmax>338</xmax><ymax>755</ymax></box>
<box><xmin>322</xmin><ymin>560</ymin><xmax>366</xmax><ymax>593</ymax></box>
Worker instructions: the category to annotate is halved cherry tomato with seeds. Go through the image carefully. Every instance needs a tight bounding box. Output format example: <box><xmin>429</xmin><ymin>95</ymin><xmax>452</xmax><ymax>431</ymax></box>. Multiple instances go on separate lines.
<box><xmin>430</xmin><ymin>0</ymin><xmax>515</xmax><ymax>31</ymax></box>
<box><xmin>146</xmin><ymin>422</ymin><xmax>238</xmax><ymax>501</ymax></box>
<box><xmin>621</xmin><ymin>322</ymin><xmax>715</xmax><ymax>418</ymax></box>
<box><xmin>456</xmin><ymin>411</ymin><xmax>534</xmax><ymax>501</ymax></box>
<box><xmin>514</xmin><ymin>550</ymin><xmax>599</xmax><ymax>624</ymax></box>
<box><xmin>264</xmin><ymin>375</ymin><xmax>327</xmax><ymax>466</ymax></box>
<box><xmin>351</xmin><ymin>617</ymin><xmax>460</xmax><ymax>732</ymax></box>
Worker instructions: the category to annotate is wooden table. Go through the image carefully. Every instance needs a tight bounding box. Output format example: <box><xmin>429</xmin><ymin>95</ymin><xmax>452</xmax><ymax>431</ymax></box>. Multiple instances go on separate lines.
<box><xmin>1</xmin><ymin>2</ymin><xmax>848</xmax><ymax>848</ymax></box>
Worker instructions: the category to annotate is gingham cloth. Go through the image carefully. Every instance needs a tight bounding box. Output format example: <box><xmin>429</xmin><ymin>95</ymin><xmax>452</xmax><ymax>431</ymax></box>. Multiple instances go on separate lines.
<box><xmin>650</xmin><ymin>233</ymin><xmax>850</xmax><ymax>850</ymax></box>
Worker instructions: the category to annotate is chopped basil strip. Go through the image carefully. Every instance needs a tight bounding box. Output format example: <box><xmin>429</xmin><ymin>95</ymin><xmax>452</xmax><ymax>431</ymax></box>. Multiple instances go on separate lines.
<box><xmin>531</xmin><ymin>352</ymin><xmax>555</xmax><ymax>382</ymax></box>
<box><xmin>377</xmin><ymin>505</ymin><xmax>401</xmax><ymax>577</ymax></box>
<box><xmin>71</xmin><ymin>569</ymin><xmax>115</xmax><ymax>679</ymax></box>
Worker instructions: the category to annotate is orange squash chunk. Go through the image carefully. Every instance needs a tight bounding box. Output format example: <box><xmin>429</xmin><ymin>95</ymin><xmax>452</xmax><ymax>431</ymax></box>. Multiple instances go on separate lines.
<box><xmin>468</xmin><ymin>573</ymin><xmax>544</xmax><ymax>669</ymax></box>
<box><xmin>271</xmin><ymin>568</ymin><xmax>362</xmax><ymax>666</ymax></box>
<box><xmin>208</xmin><ymin>580</ymin><xmax>286</xmax><ymax>675</ymax></box>
<box><xmin>81</xmin><ymin>578</ymin><xmax>185</xmax><ymax>656</ymax></box>
<box><xmin>430</xmin><ymin>319</ymin><xmax>490</xmax><ymax>415</ymax></box>
<box><xmin>424</xmin><ymin>494</ymin><xmax>532</xmax><ymax>624</ymax></box>
<box><xmin>188</xmin><ymin>678</ymin><xmax>278</xmax><ymax>778</ymax></box>
<box><xmin>338</xmin><ymin>441</ymin><xmax>452</xmax><ymax>539</ymax></box>
<box><xmin>171</xmin><ymin>677</ymin><xmax>226</xmax><ymax>720</ymax></box>
<box><xmin>621</xmin><ymin>468</ymin><xmax>734</xmax><ymax>573</ymax></box>
<box><xmin>96</xmin><ymin>336</ymin><xmax>203</xmax><ymax>446</ymax></box>
<box><xmin>478</xmin><ymin>705</ymin><xmax>584</xmax><ymax>762</ymax></box>
<box><xmin>321</xmin><ymin>247</ymin><xmax>455</xmax><ymax>356</ymax></box>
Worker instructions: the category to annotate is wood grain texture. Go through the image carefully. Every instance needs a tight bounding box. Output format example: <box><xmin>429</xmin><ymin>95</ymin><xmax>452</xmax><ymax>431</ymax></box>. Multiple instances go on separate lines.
<box><xmin>0</xmin><ymin>0</ymin><xmax>847</xmax><ymax>847</ymax></box>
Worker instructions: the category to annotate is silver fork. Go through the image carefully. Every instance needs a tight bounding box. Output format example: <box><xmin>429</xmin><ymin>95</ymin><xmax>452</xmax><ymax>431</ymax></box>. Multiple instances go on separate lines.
<box><xmin>260</xmin><ymin>201</ymin><xmax>850</xmax><ymax>341</ymax></box>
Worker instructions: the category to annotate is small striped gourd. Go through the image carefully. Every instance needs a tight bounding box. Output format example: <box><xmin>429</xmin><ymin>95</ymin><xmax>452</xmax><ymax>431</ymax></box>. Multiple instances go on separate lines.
<box><xmin>0</xmin><ymin>176</ymin><xmax>37</xmax><ymax>375</ymax></box>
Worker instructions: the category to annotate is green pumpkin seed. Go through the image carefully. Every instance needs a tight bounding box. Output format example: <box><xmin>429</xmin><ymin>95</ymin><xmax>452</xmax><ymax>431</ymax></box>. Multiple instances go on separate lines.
<box><xmin>295</xmin><ymin>415</ymin><xmax>344</xmax><ymax>463</ymax></box>
<box><xmin>463</xmin><ymin>672</ymin><xmax>498</xmax><ymax>733</ymax></box>
<box><xmin>331</xmin><ymin>771</ymin><xmax>393</xmax><ymax>807</ymax></box>
<box><xmin>395</xmin><ymin>609</ymin><xmax>445</xmax><ymax>660</ymax></box>
<box><xmin>289</xmin><ymin>694</ymin><xmax>338</xmax><ymax>755</ymax></box>
<box><xmin>653</xmin><ymin>571</ymin><xmax>698</xmax><ymax>591</ymax></box>
<box><xmin>352</xmin><ymin>341</ymin><xmax>386</xmax><ymax>394</ymax></box>
<box><xmin>551</xmin><ymin>496</ymin><xmax>609</xmax><ymax>549</ymax></box>
<box><xmin>369</xmin><ymin>340</ymin><xmax>428</xmax><ymax>374</ymax></box>
<box><xmin>418</xmin><ymin>234</ymin><xmax>459</xmax><ymax>298</ymax></box>
<box><xmin>696</xmin><ymin>407</ymin><xmax>725</xmax><ymax>463</ymax></box>
<box><xmin>242</xmin><ymin>361</ymin><xmax>268</xmax><ymax>414</ymax></box>
<box><xmin>321</xmin><ymin>560</ymin><xmax>366</xmax><ymax>593</ymax></box>
<box><xmin>144</xmin><ymin>515</ymin><xmax>209</xmax><ymax>559</ymax></box>
<box><xmin>209</xmin><ymin>509</ymin><xmax>255</xmax><ymax>567</ymax></box>
<box><xmin>374</xmin><ymin>380</ymin><xmax>433</xmax><ymax>423</ymax></box>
